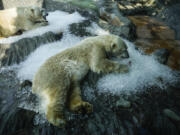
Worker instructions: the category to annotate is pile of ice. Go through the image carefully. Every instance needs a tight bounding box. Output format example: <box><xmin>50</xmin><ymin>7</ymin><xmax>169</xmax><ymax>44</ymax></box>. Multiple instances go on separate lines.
<box><xmin>97</xmin><ymin>40</ymin><xmax>178</xmax><ymax>94</ymax></box>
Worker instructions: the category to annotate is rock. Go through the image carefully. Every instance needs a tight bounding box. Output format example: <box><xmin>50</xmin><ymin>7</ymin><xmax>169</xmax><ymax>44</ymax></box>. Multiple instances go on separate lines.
<box><xmin>129</xmin><ymin>15</ymin><xmax>180</xmax><ymax>70</ymax></box>
<box><xmin>44</xmin><ymin>0</ymin><xmax>98</xmax><ymax>18</ymax></box>
<box><xmin>157</xmin><ymin>4</ymin><xmax>180</xmax><ymax>40</ymax></box>
<box><xmin>53</xmin><ymin>0</ymin><xmax>97</xmax><ymax>11</ymax></box>
<box><xmin>98</xmin><ymin>2</ymin><xmax>136</xmax><ymax>40</ymax></box>
<box><xmin>163</xmin><ymin>109</ymin><xmax>180</xmax><ymax>121</ymax></box>
<box><xmin>116</xmin><ymin>98</ymin><xmax>131</xmax><ymax>108</ymax></box>
<box><xmin>0</xmin><ymin>32</ymin><xmax>62</xmax><ymax>67</ymax></box>
<box><xmin>0</xmin><ymin>108</ymin><xmax>36</xmax><ymax>135</ymax></box>
<box><xmin>153</xmin><ymin>48</ymin><xmax>170</xmax><ymax>64</ymax></box>
<box><xmin>69</xmin><ymin>20</ymin><xmax>93</xmax><ymax>37</ymax></box>
<box><xmin>1</xmin><ymin>0</ymin><xmax>44</xmax><ymax>8</ymax></box>
<box><xmin>134</xmin><ymin>39</ymin><xmax>180</xmax><ymax>70</ymax></box>
<box><xmin>128</xmin><ymin>16</ymin><xmax>176</xmax><ymax>40</ymax></box>
<box><xmin>151</xmin><ymin>114</ymin><xmax>179</xmax><ymax>135</ymax></box>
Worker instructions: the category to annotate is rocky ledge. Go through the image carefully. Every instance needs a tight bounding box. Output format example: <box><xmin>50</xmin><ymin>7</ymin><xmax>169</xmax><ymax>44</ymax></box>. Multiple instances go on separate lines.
<box><xmin>0</xmin><ymin>32</ymin><xmax>62</xmax><ymax>67</ymax></box>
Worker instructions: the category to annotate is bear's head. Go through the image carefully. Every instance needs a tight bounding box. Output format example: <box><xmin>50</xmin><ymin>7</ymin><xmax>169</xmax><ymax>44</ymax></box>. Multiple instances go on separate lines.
<box><xmin>109</xmin><ymin>35</ymin><xmax>129</xmax><ymax>59</ymax></box>
<box><xmin>28</xmin><ymin>7</ymin><xmax>48</xmax><ymax>23</ymax></box>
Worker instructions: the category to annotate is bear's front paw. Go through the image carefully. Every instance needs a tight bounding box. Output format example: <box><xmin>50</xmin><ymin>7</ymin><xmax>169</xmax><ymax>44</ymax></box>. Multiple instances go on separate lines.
<box><xmin>46</xmin><ymin>111</ymin><xmax>66</xmax><ymax>128</ymax></box>
<box><xmin>70</xmin><ymin>101</ymin><xmax>93</xmax><ymax>114</ymax></box>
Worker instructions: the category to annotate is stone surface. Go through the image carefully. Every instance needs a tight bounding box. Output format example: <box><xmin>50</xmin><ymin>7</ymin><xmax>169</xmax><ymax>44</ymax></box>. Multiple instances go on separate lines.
<box><xmin>53</xmin><ymin>0</ymin><xmax>97</xmax><ymax>11</ymax></box>
<box><xmin>153</xmin><ymin>48</ymin><xmax>170</xmax><ymax>64</ymax></box>
<box><xmin>0</xmin><ymin>32</ymin><xmax>62</xmax><ymax>67</ymax></box>
<box><xmin>98</xmin><ymin>2</ymin><xmax>136</xmax><ymax>40</ymax></box>
<box><xmin>157</xmin><ymin>4</ymin><xmax>180</xmax><ymax>40</ymax></box>
<box><xmin>128</xmin><ymin>16</ymin><xmax>175</xmax><ymax>40</ymax></box>
<box><xmin>44</xmin><ymin>0</ymin><xmax>98</xmax><ymax>16</ymax></box>
<box><xmin>163</xmin><ymin>109</ymin><xmax>180</xmax><ymax>121</ymax></box>
<box><xmin>1</xmin><ymin>0</ymin><xmax>44</xmax><ymax>9</ymax></box>
<box><xmin>69</xmin><ymin>20</ymin><xmax>93</xmax><ymax>37</ymax></box>
<box><xmin>116</xmin><ymin>98</ymin><xmax>131</xmax><ymax>108</ymax></box>
<box><xmin>129</xmin><ymin>15</ymin><xmax>180</xmax><ymax>70</ymax></box>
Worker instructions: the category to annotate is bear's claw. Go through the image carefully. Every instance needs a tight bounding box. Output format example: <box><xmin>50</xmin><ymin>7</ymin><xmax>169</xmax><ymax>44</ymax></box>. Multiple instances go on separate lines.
<box><xmin>71</xmin><ymin>101</ymin><xmax>93</xmax><ymax>114</ymax></box>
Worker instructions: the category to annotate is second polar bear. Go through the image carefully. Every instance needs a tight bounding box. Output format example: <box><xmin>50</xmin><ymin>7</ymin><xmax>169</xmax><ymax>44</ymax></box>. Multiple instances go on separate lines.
<box><xmin>32</xmin><ymin>35</ymin><xmax>129</xmax><ymax>127</ymax></box>
<box><xmin>0</xmin><ymin>7</ymin><xmax>48</xmax><ymax>37</ymax></box>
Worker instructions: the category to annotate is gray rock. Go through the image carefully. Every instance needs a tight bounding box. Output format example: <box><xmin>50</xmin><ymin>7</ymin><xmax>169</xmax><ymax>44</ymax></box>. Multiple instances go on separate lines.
<box><xmin>0</xmin><ymin>32</ymin><xmax>62</xmax><ymax>67</ymax></box>
<box><xmin>153</xmin><ymin>48</ymin><xmax>170</xmax><ymax>64</ymax></box>
<box><xmin>152</xmin><ymin>114</ymin><xmax>179</xmax><ymax>135</ymax></box>
<box><xmin>69</xmin><ymin>20</ymin><xmax>93</xmax><ymax>37</ymax></box>
<box><xmin>44</xmin><ymin>0</ymin><xmax>98</xmax><ymax>16</ymax></box>
<box><xmin>163</xmin><ymin>108</ymin><xmax>180</xmax><ymax>121</ymax></box>
<box><xmin>98</xmin><ymin>2</ymin><xmax>136</xmax><ymax>40</ymax></box>
<box><xmin>0</xmin><ymin>108</ymin><xmax>36</xmax><ymax>135</ymax></box>
<box><xmin>1</xmin><ymin>0</ymin><xmax>44</xmax><ymax>9</ymax></box>
<box><xmin>157</xmin><ymin>4</ymin><xmax>180</xmax><ymax>40</ymax></box>
<box><xmin>53</xmin><ymin>0</ymin><xmax>97</xmax><ymax>11</ymax></box>
<box><xmin>116</xmin><ymin>98</ymin><xmax>131</xmax><ymax>108</ymax></box>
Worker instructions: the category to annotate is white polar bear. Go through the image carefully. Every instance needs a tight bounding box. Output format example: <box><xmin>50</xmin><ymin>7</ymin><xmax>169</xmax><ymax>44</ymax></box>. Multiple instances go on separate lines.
<box><xmin>0</xmin><ymin>7</ymin><xmax>48</xmax><ymax>37</ymax></box>
<box><xmin>32</xmin><ymin>35</ymin><xmax>130</xmax><ymax>127</ymax></box>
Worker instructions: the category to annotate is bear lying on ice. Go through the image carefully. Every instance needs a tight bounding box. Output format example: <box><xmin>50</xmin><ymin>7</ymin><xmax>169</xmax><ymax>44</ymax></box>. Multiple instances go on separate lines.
<box><xmin>0</xmin><ymin>7</ymin><xmax>48</xmax><ymax>37</ymax></box>
<box><xmin>32</xmin><ymin>35</ymin><xmax>129</xmax><ymax>127</ymax></box>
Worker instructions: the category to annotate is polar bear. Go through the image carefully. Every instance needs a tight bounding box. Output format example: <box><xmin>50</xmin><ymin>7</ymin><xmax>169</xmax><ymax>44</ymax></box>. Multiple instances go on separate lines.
<box><xmin>0</xmin><ymin>7</ymin><xmax>48</xmax><ymax>37</ymax></box>
<box><xmin>32</xmin><ymin>35</ymin><xmax>129</xmax><ymax>127</ymax></box>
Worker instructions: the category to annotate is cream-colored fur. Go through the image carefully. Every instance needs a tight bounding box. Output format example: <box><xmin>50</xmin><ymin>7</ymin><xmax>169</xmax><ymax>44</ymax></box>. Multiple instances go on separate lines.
<box><xmin>32</xmin><ymin>35</ymin><xmax>129</xmax><ymax>127</ymax></box>
<box><xmin>0</xmin><ymin>7</ymin><xmax>48</xmax><ymax>37</ymax></box>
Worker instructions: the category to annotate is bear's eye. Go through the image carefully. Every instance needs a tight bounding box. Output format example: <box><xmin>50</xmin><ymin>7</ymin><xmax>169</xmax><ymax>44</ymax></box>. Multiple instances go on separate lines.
<box><xmin>111</xmin><ymin>43</ymin><xmax>116</xmax><ymax>48</ymax></box>
<box><xmin>31</xmin><ymin>9</ymin><xmax>34</xmax><ymax>14</ymax></box>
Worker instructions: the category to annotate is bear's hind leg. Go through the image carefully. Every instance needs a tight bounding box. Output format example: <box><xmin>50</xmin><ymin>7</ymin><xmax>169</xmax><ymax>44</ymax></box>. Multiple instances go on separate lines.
<box><xmin>68</xmin><ymin>82</ymin><xmax>93</xmax><ymax>114</ymax></box>
<box><xmin>45</xmin><ymin>88</ymin><xmax>67</xmax><ymax>128</ymax></box>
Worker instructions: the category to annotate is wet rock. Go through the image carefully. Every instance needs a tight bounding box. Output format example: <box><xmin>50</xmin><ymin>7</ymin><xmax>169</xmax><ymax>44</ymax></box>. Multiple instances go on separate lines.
<box><xmin>44</xmin><ymin>0</ymin><xmax>98</xmax><ymax>18</ymax></box>
<box><xmin>151</xmin><ymin>114</ymin><xmax>179</xmax><ymax>135</ymax></box>
<box><xmin>163</xmin><ymin>109</ymin><xmax>180</xmax><ymax>121</ymax></box>
<box><xmin>128</xmin><ymin>16</ymin><xmax>176</xmax><ymax>40</ymax></box>
<box><xmin>0</xmin><ymin>32</ymin><xmax>62</xmax><ymax>67</ymax></box>
<box><xmin>70</xmin><ymin>20</ymin><xmax>93</xmax><ymax>37</ymax></box>
<box><xmin>157</xmin><ymin>4</ymin><xmax>180</xmax><ymax>39</ymax></box>
<box><xmin>0</xmin><ymin>107</ymin><xmax>36</xmax><ymax>135</ymax></box>
<box><xmin>1</xmin><ymin>0</ymin><xmax>44</xmax><ymax>9</ymax></box>
<box><xmin>129</xmin><ymin>15</ymin><xmax>180</xmax><ymax>70</ymax></box>
<box><xmin>153</xmin><ymin>48</ymin><xmax>170</xmax><ymax>64</ymax></box>
<box><xmin>134</xmin><ymin>39</ymin><xmax>180</xmax><ymax>70</ymax></box>
<box><xmin>53</xmin><ymin>0</ymin><xmax>98</xmax><ymax>11</ymax></box>
<box><xmin>116</xmin><ymin>98</ymin><xmax>131</xmax><ymax>108</ymax></box>
<box><xmin>98</xmin><ymin>2</ymin><xmax>136</xmax><ymax>40</ymax></box>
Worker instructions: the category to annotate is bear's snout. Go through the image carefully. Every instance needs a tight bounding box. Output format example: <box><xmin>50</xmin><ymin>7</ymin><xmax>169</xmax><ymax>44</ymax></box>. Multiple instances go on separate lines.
<box><xmin>117</xmin><ymin>50</ymin><xmax>129</xmax><ymax>59</ymax></box>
